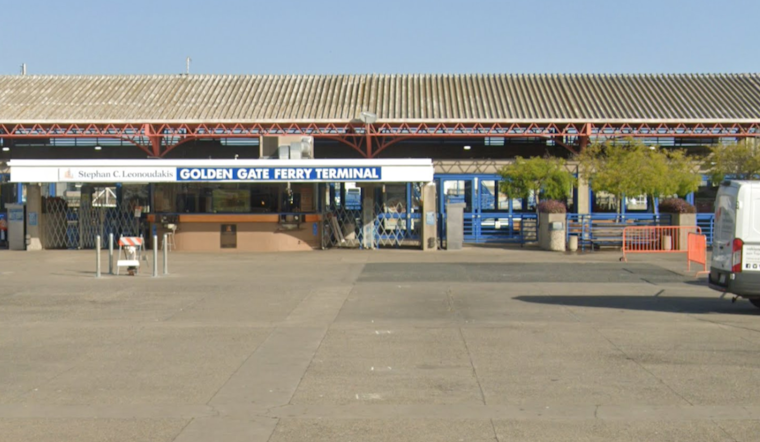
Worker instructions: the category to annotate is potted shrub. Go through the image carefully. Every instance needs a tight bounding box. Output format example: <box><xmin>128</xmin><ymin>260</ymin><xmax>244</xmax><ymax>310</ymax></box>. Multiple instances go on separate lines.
<box><xmin>658</xmin><ymin>198</ymin><xmax>697</xmax><ymax>250</ymax></box>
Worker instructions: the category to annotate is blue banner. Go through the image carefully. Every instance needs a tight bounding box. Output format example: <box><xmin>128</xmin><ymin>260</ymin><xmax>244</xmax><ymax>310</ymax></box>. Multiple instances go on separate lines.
<box><xmin>176</xmin><ymin>167</ymin><xmax>381</xmax><ymax>182</ymax></box>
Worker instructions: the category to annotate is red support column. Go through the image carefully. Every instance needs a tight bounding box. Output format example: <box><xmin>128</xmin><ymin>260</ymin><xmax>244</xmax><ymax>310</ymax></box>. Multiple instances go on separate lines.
<box><xmin>579</xmin><ymin>136</ymin><xmax>589</xmax><ymax>152</ymax></box>
<box><xmin>143</xmin><ymin>124</ymin><xmax>163</xmax><ymax>157</ymax></box>
<box><xmin>365</xmin><ymin>124</ymin><xmax>373</xmax><ymax>158</ymax></box>
<box><xmin>579</xmin><ymin>123</ymin><xmax>591</xmax><ymax>151</ymax></box>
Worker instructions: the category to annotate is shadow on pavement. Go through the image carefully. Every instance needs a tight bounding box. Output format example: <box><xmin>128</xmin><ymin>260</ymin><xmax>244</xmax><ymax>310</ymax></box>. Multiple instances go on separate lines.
<box><xmin>514</xmin><ymin>295</ymin><xmax>760</xmax><ymax>315</ymax></box>
<box><xmin>683</xmin><ymin>279</ymin><xmax>709</xmax><ymax>286</ymax></box>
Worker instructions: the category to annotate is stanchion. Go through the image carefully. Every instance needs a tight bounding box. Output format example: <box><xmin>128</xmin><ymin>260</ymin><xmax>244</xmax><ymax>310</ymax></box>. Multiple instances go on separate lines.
<box><xmin>108</xmin><ymin>233</ymin><xmax>114</xmax><ymax>275</ymax></box>
<box><xmin>153</xmin><ymin>235</ymin><xmax>158</xmax><ymax>278</ymax></box>
<box><xmin>163</xmin><ymin>234</ymin><xmax>168</xmax><ymax>275</ymax></box>
<box><xmin>95</xmin><ymin>235</ymin><xmax>101</xmax><ymax>278</ymax></box>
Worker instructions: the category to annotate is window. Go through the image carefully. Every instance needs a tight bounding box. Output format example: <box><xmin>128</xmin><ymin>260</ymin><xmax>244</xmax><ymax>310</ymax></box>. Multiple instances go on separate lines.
<box><xmin>480</xmin><ymin>180</ymin><xmax>497</xmax><ymax>211</ymax></box>
<box><xmin>154</xmin><ymin>183</ymin><xmax>285</xmax><ymax>214</ymax></box>
<box><xmin>91</xmin><ymin>187</ymin><xmax>118</xmax><ymax>208</ymax></box>
<box><xmin>625</xmin><ymin>194</ymin><xmax>649</xmax><ymax>212</ymax></box>
<box><xmin>694</xmin><ymin>180</ymin><xmax>719</xmax><ymax>213</ymax></box>
<box><xmin>593</xmin><ymin>191</ymin><xmax>618</xmax><ymax>213</ymax></box>
<box><xmin>443</xmin><ymin>180</ymin><xmax>472</xmax><ymax>212</ymax></box>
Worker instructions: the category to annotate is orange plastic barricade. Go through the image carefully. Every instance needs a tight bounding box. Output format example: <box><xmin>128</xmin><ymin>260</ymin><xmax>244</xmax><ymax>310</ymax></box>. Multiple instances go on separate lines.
<box><xmin>116</xmin><ymin>236</ymin><xmax>144</xmax><ymax>276</ymax></box>
<box><xmin>621</xmin><ymin>226</ymin><xmax>701</xmax><ymax>262</ymax></box>
<box><xmin>687</xmin><ymin>233</ymin><xmax>708</xmax><ymax>275</ymax></box>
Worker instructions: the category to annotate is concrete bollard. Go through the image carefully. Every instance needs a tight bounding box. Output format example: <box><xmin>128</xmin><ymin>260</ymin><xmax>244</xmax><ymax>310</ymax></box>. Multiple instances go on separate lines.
<box><xmin>153</xmin><ymin>235</ymin><xmax>158</xmax><ymax>278</ymax></box>
<box><xmin>163</xmin><ymin>234</ymin><xmax>168</xmax><ymax>275</ymax></box>
<box><xmin>95</xmin><ymin>235</ymin><xmax>101</xmax><ymax>278</ymax></box>
<box><xmin>108</xmin><ymin>233</ymin><xmax>114</xmax><ymax>275</ymax></box>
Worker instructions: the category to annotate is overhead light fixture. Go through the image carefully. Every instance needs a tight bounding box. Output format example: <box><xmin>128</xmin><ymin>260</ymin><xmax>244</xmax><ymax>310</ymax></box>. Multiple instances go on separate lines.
<box><xmin>94</xmin><ymin>145</ymin><xmax>102</xmax><ymax>151</ymax></box>
<box><xmin>359</xmin><ymin>111</ymin><xmax>378</xmax><ymax>125</ymax></box>
<box><xmin>463</xmin><ymin>145</ymin><xmax>472</xmax><ymax>150</ymax></box>
<box><xmin>1</xmin><ymin>147</ymin><xmax>9</xmax><ymax>152</ymax></box>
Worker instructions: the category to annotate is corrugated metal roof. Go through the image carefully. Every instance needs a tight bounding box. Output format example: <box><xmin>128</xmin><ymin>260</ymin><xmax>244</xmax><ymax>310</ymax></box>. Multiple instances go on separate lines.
<box><xmin>0</xmin><ymin>73</ymin><xmax>758</xmax><ymax>124</ymax></box>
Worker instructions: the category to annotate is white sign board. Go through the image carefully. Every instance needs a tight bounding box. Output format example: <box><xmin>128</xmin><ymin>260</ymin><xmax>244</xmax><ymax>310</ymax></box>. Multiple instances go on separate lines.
<box><xmin>9</xmin><ymin>159</ymin><xmax>435</xmax><ymax>184</ymax></box>
<box><xmin>59</xmin><ymin>167</ymin><xmax>177</xmax><ymax>182</ymax></box>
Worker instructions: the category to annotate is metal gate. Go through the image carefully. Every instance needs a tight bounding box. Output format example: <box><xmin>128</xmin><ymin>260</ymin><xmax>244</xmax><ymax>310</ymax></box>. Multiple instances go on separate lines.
<box><xmin>41</xmin><ymin>196</ymin><xmax>141</xmax><ymax>250</ymax></box>
<box><xmin>321</xmin><ymin>183</ymin><xmax>422</xmax><ymax>249</ymax></box>
<box><xmin>436</xmin><ymin>175</ymin><xmax>537</xmax><ymax>245</ymax></box>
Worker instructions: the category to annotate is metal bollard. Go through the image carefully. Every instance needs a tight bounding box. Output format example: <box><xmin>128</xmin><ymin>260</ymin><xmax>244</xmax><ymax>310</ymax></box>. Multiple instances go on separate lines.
<box><xmin>96</xmin><ymin>235</ymin><xmax>101</xmax><ymax>278</ymax></box>
<box><xmin>153</xmin><ymin>235</ymin><xmax>158</xmax><ymax>277</ymax></box>
<box><xmin>163</xmin><ymin>234</ymin><xmax>168</xmax><ymax>275</ymax></box>
<box><xmin>108</xmin><ymin>233</ymin><xmax>114</xmax><ymax>275</ymax></box>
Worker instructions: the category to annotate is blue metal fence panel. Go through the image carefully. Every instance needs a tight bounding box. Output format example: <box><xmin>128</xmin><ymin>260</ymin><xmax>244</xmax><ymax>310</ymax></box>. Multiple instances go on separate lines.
<box><xmin>476</xmin><ymin>213</ymin><xmax>537</xmax><ymax>244</ymax></box>
<box><xmin>438</xmin><ymin>211</ymin><xmax>537</xmax><ymax>245</ymax></box>
<box><xmin>697</xmin><ymin>213</ymin><xmax>715</xmax><ymax>246</ymax></box>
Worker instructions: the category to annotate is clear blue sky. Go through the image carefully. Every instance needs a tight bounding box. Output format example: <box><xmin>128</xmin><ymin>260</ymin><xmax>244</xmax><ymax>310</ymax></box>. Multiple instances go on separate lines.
<box><xmin>2</xmin><ymin>0</ymin><xmax>759</xmax><ymax>75</ymax></box>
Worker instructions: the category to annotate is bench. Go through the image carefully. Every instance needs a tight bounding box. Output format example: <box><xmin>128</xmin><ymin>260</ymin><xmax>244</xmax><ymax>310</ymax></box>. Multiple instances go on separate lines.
<box><xmin>567</xmin><ymin>218</ymin><xmax>666</xmax><ymax>251</ymax></box>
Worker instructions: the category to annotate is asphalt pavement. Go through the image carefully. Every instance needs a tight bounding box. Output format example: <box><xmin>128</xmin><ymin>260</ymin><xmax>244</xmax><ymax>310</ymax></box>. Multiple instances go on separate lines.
<box><xmin>0</xmin><ymin>246</ymin><xmax>758</xmax><ymax>441</ymax></box>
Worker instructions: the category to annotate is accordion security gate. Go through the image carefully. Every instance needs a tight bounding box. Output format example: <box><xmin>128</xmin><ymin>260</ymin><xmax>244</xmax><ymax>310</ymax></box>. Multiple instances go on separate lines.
<box><xmin>321</xmin><ymin>204</ymin><xmax>423</xmax><ymax>249</ymax></box>
<box><xmin>42</xmin><ymin>197</ymin><xmax>141</xmax><ymax>250</ymax></box>
<box><xmin>321</xmin><ymin>183</ymin><xmax>423</xmax><ymax>249</ymax></box>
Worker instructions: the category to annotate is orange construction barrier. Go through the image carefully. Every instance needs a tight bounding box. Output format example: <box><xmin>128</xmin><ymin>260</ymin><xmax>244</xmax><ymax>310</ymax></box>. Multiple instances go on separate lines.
<box><xmin>687</xmin><ymin>232</ymin><xmax>708</xmax><ymax>275</ymax></box>
<box><xmin>621</xmin><ymin>226</ymin><xmax>701</xmax><ymax>262</ymax></box>
<box><xmin>116</xmin><ymin>236</ymin><xmax>144</xmax><ymax>276</ymax></box>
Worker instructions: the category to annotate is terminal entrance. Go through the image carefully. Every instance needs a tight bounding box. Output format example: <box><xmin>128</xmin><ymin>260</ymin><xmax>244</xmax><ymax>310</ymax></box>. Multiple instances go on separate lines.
<box><xmin>436</xmin><ymin>174</ymin><xmax>537</xmax><ymax>245</ymax></box>
<box><xmin>321</xmin><ymin>182</ymin><xmax>423</xmax><ymax>249</ymax></box>
<box><xmin>7</xmin><ymin>159</ymin><xmax>435</xmax><ymax>252</ymax></box>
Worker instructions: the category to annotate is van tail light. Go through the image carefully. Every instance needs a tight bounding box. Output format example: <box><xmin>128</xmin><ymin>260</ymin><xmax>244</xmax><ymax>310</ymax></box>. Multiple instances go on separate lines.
<box><xmin>732</xmin><ymin>238</ymin><xmax>744</xmax><ymax>273</ymax></box>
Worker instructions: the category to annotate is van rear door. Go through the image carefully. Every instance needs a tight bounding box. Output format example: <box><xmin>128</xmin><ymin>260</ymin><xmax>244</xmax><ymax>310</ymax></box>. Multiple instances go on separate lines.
<box><xmin>711</xmin><ymin>184</ymin><xmax>738</xmax><ymax>272</ymax></box>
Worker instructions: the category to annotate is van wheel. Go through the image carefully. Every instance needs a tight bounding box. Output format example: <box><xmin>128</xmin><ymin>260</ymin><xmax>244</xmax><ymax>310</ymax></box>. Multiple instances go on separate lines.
<box><xmin>749</xmin><ymin>299</ymin><xmax>760</xmax><ymax>309</ymax></box>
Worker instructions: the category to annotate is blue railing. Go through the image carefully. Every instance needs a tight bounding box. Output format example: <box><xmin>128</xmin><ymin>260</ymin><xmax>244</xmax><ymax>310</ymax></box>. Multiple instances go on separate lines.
<box><xmin>479</xmin><ymin>213</ymin><xmax>537</xmax><ymax>244</ymax></box>
<box><xmin>439</xmin><ymin>211</ymin><xmax>537</xmax><ymax>244</ymax></box>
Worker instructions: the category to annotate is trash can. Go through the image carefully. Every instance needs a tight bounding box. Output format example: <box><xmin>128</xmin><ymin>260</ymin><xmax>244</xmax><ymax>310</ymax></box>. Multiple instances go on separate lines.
<box><xmin>568</xmin><ymin>234</ymin><xmax>578</xmax><ymax>252</ymax></box>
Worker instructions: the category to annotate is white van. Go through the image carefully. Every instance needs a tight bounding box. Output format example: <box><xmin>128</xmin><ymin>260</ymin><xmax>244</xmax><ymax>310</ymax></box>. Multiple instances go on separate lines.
<box><xmin>708</xmin><ymin>181</ymin><xmax>760</xmax><ymax>308</ymax></box>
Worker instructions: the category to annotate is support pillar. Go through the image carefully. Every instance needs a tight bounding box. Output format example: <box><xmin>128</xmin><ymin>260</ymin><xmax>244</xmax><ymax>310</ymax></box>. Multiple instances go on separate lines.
<box><xmin>25</xmin><ymin>184</ymin><xmax>42</xmax><ymax>251</ymax></box>
<box><xmin>421</xmin><ymin>182</ymin><xmax>437</xmax><ymax>251</ymax></box>
<box><xmin>577</xmin><ymin>175</ymin><xmax>590</xmax><ymax>215</ymax></box>
<box><xmin>579</xmin><ymin>135</ymin><xmax>590</xmax><ymax>152</ymax></box>
<box><xmin>360</xmin><ymin>184</ymin><xmax>377</xmax><ymax>250</ymax></box>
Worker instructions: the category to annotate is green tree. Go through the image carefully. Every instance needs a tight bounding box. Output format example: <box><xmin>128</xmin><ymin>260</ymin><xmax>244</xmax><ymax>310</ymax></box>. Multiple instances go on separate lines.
<box><xmin>704</xmin><ymin>138</ymin><xmax>760</xmax><ymax>184</ymax></box>
<box><xmin>498</xmin><ymin>156</ymin><xmax>575</xmax><ymax>205</ymax></box>
<box><xmin>577</xmin><ymin>138</ymin><xmax>700</xmax><ymax>212</ymax></box>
